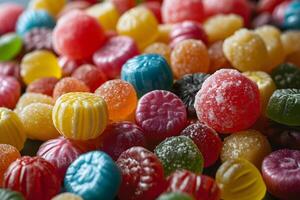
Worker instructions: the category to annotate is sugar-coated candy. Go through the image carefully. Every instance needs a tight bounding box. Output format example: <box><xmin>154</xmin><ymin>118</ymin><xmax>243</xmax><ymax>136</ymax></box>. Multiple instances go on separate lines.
<box><xmin>4</xmin><ymin>156</ymin><xmax>61</xmax><ymax>200</ymax></box>
<box><xmin>0</xmin><ymin>33</ymin><xmax>22</xmax><ymax>62</ymax></box>
<box><xmin>93</xmin><ymin>36</ymin><xmax>139</xmax><ymax>79</ymax></box>
<box><xmin>20</xmin><ymin>50</ymin><xmax>62</xmax><ymax>85</ymax></box>
<box><xmin>58</xmin><ymin>1</ymin><xmax>91</xmax><ymax>18</ymax></box>
<box><xmin>171</xmin><ymin>39</ymin><xmax>210</xmax><ymax>79</ymax></box>
<box><xmin>65</xmin><ymin>151</ymin><xmax>121</xmax><ymax>200</ymax></box>
<box><xmin>281</xmin><ymin>30</ymin><xmax>300</xmax><ymax>56</ymax></box>
<box><xmin>23</xmin><ymin>28</ymin><xmax>53</xmax><ymax>52</ymax></box>
<box><xmin>223</xmin><ymin>29</ymin><xmax>269</xmax><ymax>72</ymax></box>
<box><xmin>262</xmin><ymin>149</ymin><xmax>300</xmax><ymax>200</ymax></box>
<box><xmin>141</xmin><ymin>1</ymin><xmax>162</xmax><ymax>23</ymax></box>
<box><xmin>51</xmin><ymin>193</ymin><xmax>83</xmax><ymax>200</ymax></box>
<box><xmin>136</xmin><ymin>90</ymin><xmax>187</xmax><ymax>144</ymax></box>
<box><xmin>194</xmin><ymin>69</ymin><xmax>261</xmax><ymax>133</ymax></box>
<box><xmin>116</xmin><ymin>146</ymin><xmax>165</xmax><ymax>200</ymax></box>
<box><xmin>154</xmin><ymin>136</ymin><xmax>204</xmax><ymax>176</ymax></box>
<box><xmin>181</xmin><ymin>122</ymin><xmax>222</xmax><ymax>167</ymax></box>
<box><xmin>0</xmin><ymin>108</ymin><xmax>26</xmax><ymax>150</ymax></box>
<box><xmin>204</xmin><ymin>14</ymin><xmax>244</xmax><ymax>43</ymax></box>
<box><xmin>29</xmin><ymin>0</ymin><xmax>66</xmax><ymax>16</ymax></box>
<box><xmin>271</xmin><ymin>63</ymin><xmax>300</xmax><ymax>89</ymax></box>
<box><xmin>157</xmin><ymin>192</ymin><xmax>193</xmax><ymax>200</ymax></box>
<box><xmin>53</xmin><ymin>11</ymin><xmax>106</xmax><ymax>60</ymax></box>
<box><xmin>26</xmin><ymin>77</ymin><xmax>58</xmax><ymax>96</ymax></box>
<box><xmin>16</xmin><ymin>10</ymin><xmax>55</xmax><ymax>36</ymax></box>
<box><xmin>15</xmin><ymin>93</ymin><xmax>54</xmax><ymax>114</ymax></box>
<box><xmin>208</xmin><ymin>41</ymin><xmax>231</xmax><ymax>73</ymax></box>
<box><xmin>267</xmin><ymin>89</ymin><xmax>300</xmax><ymax>126</ymax></box>
<box><xmin>0</xmin><ymin>189</ymin><xmax>24</xmax><ymax>200</ymax></box>
<box><xmin>121</xmin><ymin>54</ymin><xmax>173</xmax><ymax>97</ymax></box>
<box><xmin>166</xmin><ymin>170</ymin><xmax>221</xmax><ymax>200</ymax></box>
<box><xmin>0</xmin><ymin>62</ymin><xmax>21</xmax><ymax>81</ymax></box>
<box><xmin>0</xmin><ymin>76</ymin><xmax>21</xmax><ymax>109</ymax></box>
<box><xmin>216</xmin><ymin>159</ymin><xmax>266</xmax><ymax>200</ymax></box>
<box><xmin>0</xmin><ymin>3</ymin><xmax>23</xmax><ymax>35</ymax></box>
<box><xmin>53</xmin><ymin>92</ymin><xmax>108</xmax><ymax>140</ymax></box>
<box><xmin>173</xmin><ymin>73</ymin><xmax>210</xmax><ymax>117</ymax></box>
<box><xmin>95</xmin><ymin>79</ymin><xmax>137</xmax><ymax>122</ymax></box>
<box><xmin>58</xmin><ymin>56</ymin><xmax>87</xmax><ymax>77</ymax></box>
<box><xmin>284</xmin><ymin>0</ymin><xmax>300</xmax><ymax>30</ymax></box>
<box><xmin>117</xmin><ymin>7</ymin><xmax>158</xmax><ymax>49</ymax></box>
<box><xmin>144</xmin><ymin>42</ymin><xmax>171</xmax><ymax>64</ymax></box>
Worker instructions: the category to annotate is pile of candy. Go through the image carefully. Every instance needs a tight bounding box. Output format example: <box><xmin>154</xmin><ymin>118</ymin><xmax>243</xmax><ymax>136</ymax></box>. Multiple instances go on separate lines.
<box><xmin>1</xmin><ymin>0</ymin><xmax>300</xmax><ymax>199</ymax></box>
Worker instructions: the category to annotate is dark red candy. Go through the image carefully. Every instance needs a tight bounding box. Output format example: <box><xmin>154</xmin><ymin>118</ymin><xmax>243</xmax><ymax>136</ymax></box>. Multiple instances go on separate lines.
<box><xmin>58</xmin><ymin>56</ymin><xmax>87</xmax><ymax>77</ymax></box>
<box><xmin>23</xmin><ymin>28</ymin><xmax>53</xmax><ymax>52</ymax></box>
<box><xmin>116</xmin><ymin>146</ymin><xmax>166</xmax><ymax>200</ymax></box>
<box><xmin>0</xmin><ymin>62</ymin><xmax>21</xmax><ymax>81</ymax></box>
<box><xmin>0</xmin><ymin>76</ymin><xmax>21</xmax><ymax>109</ymax></box>
<box><xmin>26</xmin><ymin>77</ymin><xmax>59</xmax><ymax>96</ymax></box>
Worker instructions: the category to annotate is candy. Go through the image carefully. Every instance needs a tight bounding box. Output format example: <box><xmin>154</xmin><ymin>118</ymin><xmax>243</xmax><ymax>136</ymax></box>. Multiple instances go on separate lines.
<box><xmin>252</xmin><ymin>13</ymin><xmax>274</xmax><ymax>29</ymax></box>
<box><xmin>258</xmin><ymin>0</ymin><xmax>286</xmax><ymax>13</ymax></box>
<box><xmin>0</xmin><ymin>76</ymin><xmax>21</xmax><ymax>109</ymax></box>
<box><xmin>29</xmin><ymin>0</ymin><xmax>66</xmax><ymax>16</ymax></box>
<box><xmin>0</xmin><ymin>3</ymin><xmax>24</xmax><ymax>35</ymax></box>
<box><xmin>286</xmin><ymin>49</ymin><xmax>300</xmax><ymax>66</ymax></box>
<box><xmin>157</xmin><ymin>192</ymin><xmax>193</xmax><ymax>200</ymax></box>
<box><xmin>16</xmin><ymin>10</ymin><xmax>55</xmax><ymax>36</ymax></box>
<box><xmin>65</xmin><ymin>151</ymin><xmax>121</xmax><ymax>200</ymax></box>
<box><xmin>23</xmin><ymin>28</ymin><xmax>53</xmax><ymax>52</ymax></box>
<box><xmin>58</xmin><ymin>56</ymin><xmax>86</xmax><ymax>77</ymax></box>
<box><xmin>0</xmin><ymin>33</ymin><xmax>22</xmax><ymax>61</ymax></box>
<box><xmin>53</xmin><ymin>11</ymin><xmax>106</xmax><ymax>60</ymax></box>
<box><xmin>166</xmin><ymin>170</ymin><xmax>221</xmax><ymax>200</ymax></box>
<box><xmin>58</xmin><ymin>1</ymin><xmax>91</xmax><ymax>18</ymax></box>
<box><xmin>15</xmin><ymin>93</ymin><xmax>54</xmax><ymax>114</ymax></box>
<box><xmin>208</xmin><ymin>41</ymin><xmax>231</xmax><ymax>73</ymax></box>
<box><xmin>141</xmin><ymin>1</ymin><xmax>162</xmax><ymax>23</ymax></box>
<box><xmin>154</xmin><ymin>136</ymin><xmax>204</xmax><ymax>176</ymax></box>
<box><xmin>216</xmin><ymin>159</ymin><xmax>266</xmax><ymax>200</ymax></box>
<box><xmin>194</xmin><ymin>69</ymin><xmax>261</xmax><ymax>133</ymax></box>
<box><xmin>143</xmin><ymin>42</ymin><xmax>171</xmax><ymax>64</ymax></box>
<box><xmin>281</xmin><ymin>30</ymin><xmax>300</xmax><ymax>56</ymax></box>
<box><xmin>52</xmin><ymin>92</ymin><xmax>108</xmax><ymax>140</ymax></box>
<box><xmin>26</xmin><ymin>77</ymin><xmax>58</xmax><ymax>96</ymax></box>
<box><xmin>95</xmin><ymin>79</ymin><xmax>137</xmax><ymax>122</ymax></box>
<box><xmin>181</xmin><ymin>122</ymin><xmax>222</xmax><ymax>167</ymax></box>
<box><xmin>284</xmin><ymin>0</ymin><xmax>300</xmax><ymax>30</ymax></box>
<box><xmin>116</xmin><ymin>146</ymin><xmax>165</xmax><ymax>200</ymax></box>
<box><xmin>117</xmin><ymin>7</ymin><xmax>158</xmax><ymax>49</ymax></box>
<box><xmin>267</xmin><ymin>89</ymin><xmax>300</xmax><ymax>126</ymax></box>
<box><xmin>3</xmin><ymin>156</ymin><xmax>61</xmax><ymax>200</ymax></box>
<box><xmin>271</xmin><ymin>63</ymin><xmax>300</xmax><ymax>89</ymax></box>
<box><xmin>223</xmin><ymin>29</ymin><xmax>269</xmax><ymax>72</ymax></box>
<box><xmin>20</xmin><ymin>50</ymin><xmax>62</xmax><ymax>85</ymax></box>
<box><xmin>110</xmin><ymin>0</ymin><xmax>135</xmax><ymax>14</ymax></box>
<box><xmin>0</xmin><ymin>189</ymin><xmax>24</xmax><ymax>200</ymax></box>
<box><xmin>0</xmin><ymin>62</ymin><xmax>21</xmax><ymax>81</ymax></box>
<box><xmin>272</xmin><ymin>1</ymin><xmax>291</xmax><ymax>25</ymax></box>
<box><xmin>262</xmin><ymin>149</ymin><xmax>300</xmax><ymax>199</ymax></box>
<box><xmin>0</xmin><ymin>108</ymin><xmax>26</xmax><ymax>150</ymax></box>
<box><xmin>93</xmin><ymin>36</ymin><xmax>139</xmax><ymax>79</ymax></box>
<box><xmin>173</xmin><ymin>73</ymin><xmax>210</xmax><ymax>117</ymax></box>
<box><xmin>121</xmin><ymin>54</ymin><xmax>173</xmax><ymax>97</ymax></box>
<box><xmin>171</xmin><ymin>39</ymin><xmax>210</xmax><ymax>79</ymax></box>
<box><xmin>136</xmin><ymin>90</ymin><xmax>187</xmax><ymax>144</ymax></box>
<box><xmin>157</xmin><ymin>24</ymin><xmax>173</xmax><ymax>43</ymax></box>
<box><xmin>52</xmin><ymin>193</ymin><xmax>83</xmax><ymax>200</ymax></box>
<box><xmin>204</xmin><ymin>14</ymin><xmax>243</xmax><ymax>44</ymax></box>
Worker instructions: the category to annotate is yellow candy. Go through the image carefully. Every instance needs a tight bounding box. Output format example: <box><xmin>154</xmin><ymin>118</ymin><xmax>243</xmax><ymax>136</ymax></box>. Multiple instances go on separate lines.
<box><xmin>29</xmin><ymin>0</ymin><xmax>66</xmax><ymax>16</ymax></box>
<box><xmin>86</xmin><ymin>2</ymin><xmax>119</xmax><ymax>31</ymax></box>
<box><xmin>281</xmin><ymin>30</ymin><xmax>300</xmax><ymax>56</ymax></box>
<box><xmin>144</xmin><ymin>42</ymin><xmax>171</xmax><ymax>64</ymax></box>
<box><xmin>0</xmin><ymin>108</ymin><xmax>26</xmax><ymax>150</ymax></box>
<box><xmin>204</xmin><ymin>14</ymin><xmax>244</xmax><ymax>43</ymax></box>
<box><xmin>15</xmin><ymin>93</ymin><xmax>54</xmax><ymax>114</ymax></box>
<box><xmin>117</xmin><ymin>7</ymin><xmax>158</xmax><ymax>50</ymax></box>
<box><xmin>223</xmin><ymin>29</ymin><xmax>269</xmax><ymax>72</ymax></box>
<box><xmin>243</xmin><ymin>71</ymin><xmax>276</xmax><ymax>114</ymax></box>
<box><xmin>53</xmin><ymin>92</ymin><xmax>108</xmax><ymax>140</ymax></box>
<box><xmin>51</xmin><ymin>193</ymin><xmax>83</xmax><ymax>200</ymax></box>
<box><xmin>21</xmin><ymin>50</ymin><xmax>62</xmax><ymax>85</ymax></box>
<box><xmin>216</xmin><ymin>158</ymin><xmax>266</xmax><ymax>200</ymax></box>
<box><xmin>156</xmin><ymin>24</ymin><xmax>173</xmax><ymax>44</ymax></box>
<box><xmin>19</xmin><ymin>103</ymin><xmax>60</xmax><ymax>141</ymax></box>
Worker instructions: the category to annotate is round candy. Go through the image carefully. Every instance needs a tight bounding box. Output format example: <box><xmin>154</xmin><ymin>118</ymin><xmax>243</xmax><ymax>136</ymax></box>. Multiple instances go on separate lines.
<box><xmin>258</xmin><ymin>0</ymin><xmax>286</xmax><ymax>13</ymax></box>
<box><xmin>0</xmin><ymin>76</ymin><xmax>21</xmax><ymax>109</ymax></box>
<box><xmin>95</xmin><ymin>79</ymin><xmax>137</xmax><ymax>122</ymax></box>
<box><xmin>286</xmin><ymin>49</ymin><xmax>300</xmax><ymax>66</ymax></box>
<box><xmin>110</xmin><ymin>0</ymin><xmax>135</xmax><ymax>14</ymax></box>
<box><xmin>157</xmin><ymin>192</ymin><xmax>193</xmax><ymax>200</ymax></box>
<box><xmin>252</xmin><ymin>13</ymin><xmax>274</xmax><ymax>28</ymax></box>
<box><xmin>136</xmin><ymin>90</ymin><xmax>187</xmax><ymax>144</ymax></box>
<box><xmin>0</xmin><ymin>189</ymin><xmax>24</xmax><ymax>200</ymax></box>
<box><xmin>216</xmin><ymin>159</ymin><xmax>266</xmax><ymax>200</ymax></box>
<box><xmin>272</xmin><ymin>1</ymin><xmax>291</xmax><ymax>25</ymax></box>
<box><xmin>0</xmin><ymin>62</ymin><xmax>21</xmax><ymax>81</ymax></box>
<box><xmin>154</xmin><ymin>136</ymin><xmax>204</xmax><ymax>176</ymax></box>
<box><xmin>58</xmin><ymin>56</ymin><xmax>87</xmax><ymax>77</ymax></box>
<box><xmin>15</xmin><ymin>93</ymin><xmax>54</xmax><ymax>114</ymax></box>
<box><xmin>53</xmin><ymin>10</ymin><xmax>106</xmax><ymax>60</ymax></box>
<box><xmin>4</xmin><ymin>156</ymin><xmax>60</xmax><ymax>200</ymax></box>
<box><xmin>93</xmin><ymin>36</ymin><xmax>139</xmax><ymax>79</ymax></box>
<box><xmin>141</xmin><ymin>1</ymin><xmax>162</xmax><ymax>23</ymax></box>
<box><xmin>0</xmin><ymin>33</ymin><xmax>22</xmax><ymax>62</ymax></box>
<box><xmin>53</xmin><ymin>92</ymin><xmax>108</xmax><ymax>140</ymax></box>
<box><xmin>262</xmin><ymin>149</ymin><xmax>300</xmax><ymax>199</ymax></box>
<box><xmin>121</xmin><ymin>54</ymin><xmax>173</xmax><ymax>97</ymax></box>
<box><xmin>29</xmin><ymin>0</ymin><xmax>66</xmax><ymax>16</ymax></box>
<box><xmin>117</xmin><ymin>7</ymin><xmax>158</xmax><ymax>49</ymax></box>
<box><xmin>52</xmin><ymin>193</ymin><xmax>83</xmax><ymax>200</ymax></box>
<box><xmin>0</xmin><ymin>108</ymin><xmax>26</xmax><ymax>150</ymax></box>
<box><xmin>20</xmin><ymin>50</ymin><xmax>62</xmax><ymax>85</ymax></box>
<box><xmin>0</xmin><ymin>3</ymin><xmax>24</xmax><ymax>35</ymax></box>
<box><xmin>208</xmin><ymin>41</ymin><xmax>231</xmax><ymax>73</ymax></box>
<box><xmin>116</xmin><ymin>146</ymin><xmax>165</xmax><ymax>200</ymax></box>
<box><xmin>271</xmin><ymin>63</ymin><xmax>300</xmax><ymax>89</ymax></box>
<box><xmin>16</xmin><ymin>10</ymin><xmax>55</xmax><ymax>36</ymax></box>
<box><xmin>194</xmin><ymin>69</ymin><xmax>261</xmax><ymax>133</ymax></box>
<box><xmin>65</xmin><ymin>151</ymin><xmax>121</xmax><ymax>200</ymax></box>
<box><xmin>23</xmin><ymin>28</ymin><xmax>53</xmax><ymax>52</ymax></box>
<box><xmin>267</xmin><ymin>89</ymin><xmax>300</xmax><ymax>126</ymax></box>
<box><xmin>157</xmin><ymin>24</ymin><xmax>173</xmax><ymax>43</ymax></box>
<box><xmin>284</xmin><ymin>0</ymin><xmax>300</xmax><ymax>30</ymax></box>
<box><xmin>281</xmin><ymin>30</ymin><xmax>300</xmax><ymax>56</ymax></box>
<box><xmin>143</xmin><ymin>42</ymin><xmax>171</xmax><ymax>64</ymax></box>
<box><xmin>58</xmin><ymin>1</ymin><xmax>91</xmax><ymax>18</ymax></box>
<box><xmin>171</xmin><ymin>39</ymin><xmax>210</xmax><ymax>79</ymax></box>
<box><xmin>26</xmin><ymin>77</ymin><xmax>59</xmax><ymax>96</ymax></box>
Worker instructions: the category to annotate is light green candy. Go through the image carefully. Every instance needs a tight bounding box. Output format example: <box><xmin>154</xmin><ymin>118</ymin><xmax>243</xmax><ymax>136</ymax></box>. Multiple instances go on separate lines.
<box><xmin>0</xmin><ymin>33</ymin><xmax>23</xmax><ymax>61</ymax></box>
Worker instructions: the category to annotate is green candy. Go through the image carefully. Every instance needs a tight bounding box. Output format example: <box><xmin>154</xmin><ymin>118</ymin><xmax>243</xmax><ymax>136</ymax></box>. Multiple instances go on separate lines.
<box><xmin>271</xmin><ymin>63</ymin><xmax>300</xmax><ymax>89</ymax></box>
<box><xmin>267</xmin><ymin>89</ymin><xmax>300</xmax><ymax>126</ymax></box>
<box><xmin>156</xmin><ymin>192</ymin><xmax>193</xmax><ymax>200</ymax></box>
<box><xmin>0</xmin><ymin>33</ymin><xmax>23</xmax><ymax>61</ymax></box>
<box><xmin>0</xmin><ymin>189</ymin><xmax>24</xmax><ymax>200</ymax></box>
<box><xmin>154</xmin><ymin>136</ymin><xmax>204</xmax><ymax>176</ymax></box>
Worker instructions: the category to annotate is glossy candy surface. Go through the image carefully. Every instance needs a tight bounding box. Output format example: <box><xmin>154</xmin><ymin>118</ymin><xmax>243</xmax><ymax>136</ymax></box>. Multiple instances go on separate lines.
<box><xmin>144</xmin><ymin>42</ymin><xmax>171</xmax><ymax>64</ymax></box>
<box><xmin>26</xmin><ymin>77</ymin><xmax>58</xmax><ymax>96</ymax></box>
<box><xmin>0</xmin><ymin>33</ymin><xmax>22</xmax><ymax>62</ymax></box>
<box><xmin>29</xmin><ymin>0</ymin><xmax>66</xmax><ymax>16</ymax></box>
<box><xmin>284</xmin><ymin>0</ymin><xmax>300</xmax><ymax>30</ymax></box>
<box><xmin>0</xmin><ymin>189</ymin><xmax>24</xmax><ymax>200</ymax></box>
<box><xmin>0</xmin><ymin>3</ymin><xmax>24</xmax><ymax>35</ymax></box>
<box><xmin>0</xmin><ymin>76</ymin><xmax>21</xmax><ymax>109</ymax></box>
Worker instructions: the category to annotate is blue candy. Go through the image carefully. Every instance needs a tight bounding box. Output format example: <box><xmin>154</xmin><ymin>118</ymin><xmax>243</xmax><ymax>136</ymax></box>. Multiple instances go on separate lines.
<box><xmin>284</xmin><ymin>0</ymin><xmax>300</xmax><ymax>30</ymax></box>
<box><xmin>121</xmin><ymin>54</ymin><xmax>173</xmax><ymax>97</ymax></box>
<box><xmin>64</xmin><ymin>151</ymin><xmax>121</xmax><ymax>200</ymax></box>
<box><xmin>16</xmin><ymin>10</ymin><xmax>55</xmax><ymax>36</ymax></box>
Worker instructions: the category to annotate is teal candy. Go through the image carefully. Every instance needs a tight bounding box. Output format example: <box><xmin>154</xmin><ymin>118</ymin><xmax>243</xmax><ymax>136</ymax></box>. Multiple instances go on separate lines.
<box><xmin>267</xmin><ymin>89</ymin><xmax>300</xmax><ymax>126</ymax></box>
<box><xmin>0</xmin><ymin>33</ymin><xmax>22</xmax><ymax>61</ymax></box>
<box><xmin>64</xmin><ymin>151</ymin><xmax>122</xmax><ymax>200</ymax></box>
<box><xmin>0</xmin><ymin>189</ymin><xmax>24</xmax><ymax>200</ymax></box>
<box><xmin>157</xmin><ymin>192</ymin><xmax>194</xmax><ymax>200</ymax></box>
<box><xmin>16</xmin><ymin>10</ymin><xmax>55</xmax><ymax>36</ymax></box>
<box><xmin>121</xmin><ymin>54</ymin><xmax>173</xmax><ymax>97</ymax></box>
<box><xmin>284</xmin><ymin>0</ymin><xmax>300</xmax><ymax>30</ymax></box>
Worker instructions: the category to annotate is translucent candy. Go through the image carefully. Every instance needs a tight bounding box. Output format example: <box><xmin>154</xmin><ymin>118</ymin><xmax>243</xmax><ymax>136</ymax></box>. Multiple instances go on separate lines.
<box><xmin>0</xmin><ymin>33</ymin><xmax>22</xmax><ymax>61</ymax></box>
<box><xmin>281</xmin><ymin>30</ymin><xmax>300</xmax><ymax>56</ymax></box>
<box><xmin>29</xmin><ymin>0</ymin><xmax>66</xmax><ymax>16</ymax></box>
<box><xmin>144</xmin><ymin>42</ymin><xmax>171</xmax><ymax>64</ymax></box>
<box><xmin>157</xmin><ymin>24</ymin><xmax>173</xmax><ymax>44</ymax></box>
<box><xmin>15</xmin><ymin>93</ymin><xmax>54</xmax><ymax>114</ymax></box>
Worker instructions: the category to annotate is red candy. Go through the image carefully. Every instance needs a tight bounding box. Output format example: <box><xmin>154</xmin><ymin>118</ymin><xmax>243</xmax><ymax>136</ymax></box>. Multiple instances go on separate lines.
<box><xmin>166</xmin><ymin>170</ymin><xmax>221</xmax><ymax>200</ymax></box>
<box><xmin>272</xmin><ymin>0</ymin><xmax>291</xmax><ymax>24</ymax></box>
<box><xmin>3</xmin><ymin>156</ymin><xmax>61</xmax><ymax>200</ymax></box>
<box><xmin>58</xmin><ymin>56</ymin><xmax>87</xmax><ymax>77</ymax></box>
<box><xmin>258</xmin><ymin>0</ymin><xmax>287</xmax><ymax>13</ymax></box>
<box><xmin>26</xmin><ymin>77</ymin><xmax>59</xmax><ymax>96</ymax></box>
<box><xmin>93</xmin><ymin>36</ymin><xmax>139</xmax><ymax>79</ymax></box>
<box><xmin>53</xmin><ymin>10</ymin><xmax>106</xmax><ymax>60</ymax></box>
<box><xmin>0</xmin><ymin>3</ymin><xmax>24</xmax><ymax>35</ymax></box>
<box><xmin>0</xmin><ymin>76</ymin><xmax>21</xmax><ymax>109</ymax></box>
<box><xmin>0</xmin><ymin>62</ymin><xmax>21</xmax><ymax>81</ymax></box>
<box><xmin>116</xmin><ymin>146</ymin><xmax>166</xmax><ymax>200</ymax></box>
<box><xmin>194</xmin><ymin>69</ymin><xmax>261</xmax><ymax>133</ymax></box>
<box><xmin>141</xmin><ymin>2</ymin><xmax>162</xmax><ymax>23</ymax></box>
